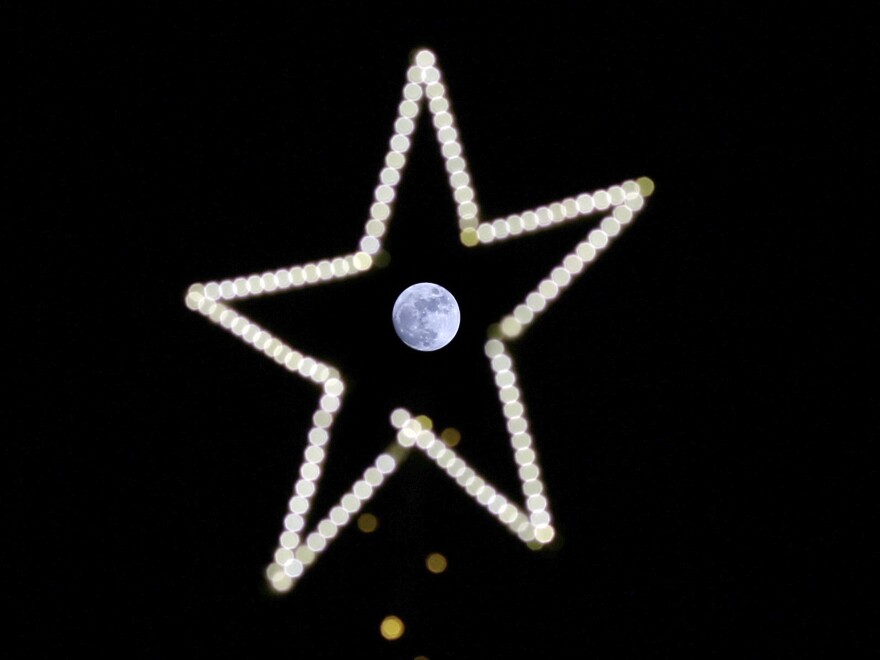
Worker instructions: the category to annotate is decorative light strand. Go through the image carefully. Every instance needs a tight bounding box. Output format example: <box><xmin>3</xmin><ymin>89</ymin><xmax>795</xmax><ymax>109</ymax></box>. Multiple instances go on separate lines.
<box><xmin>185</xmin><ymin>48</ymin><xmax>653</xmax><ymax>593</ymax></box>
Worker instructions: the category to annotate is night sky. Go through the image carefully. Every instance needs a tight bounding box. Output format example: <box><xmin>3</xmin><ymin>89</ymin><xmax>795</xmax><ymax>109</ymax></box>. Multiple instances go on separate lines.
<box><xmin>13</xmin><ymin>5</ymin><xmax>870</xmax><ymax>657</ymax></box>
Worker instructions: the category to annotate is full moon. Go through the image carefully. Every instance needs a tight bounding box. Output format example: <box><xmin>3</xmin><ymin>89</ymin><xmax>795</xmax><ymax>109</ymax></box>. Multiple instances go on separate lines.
<box><xmin>392</xmin><ymin>283</ymin><xmax>461</xmax><ymax>351</ymax></box>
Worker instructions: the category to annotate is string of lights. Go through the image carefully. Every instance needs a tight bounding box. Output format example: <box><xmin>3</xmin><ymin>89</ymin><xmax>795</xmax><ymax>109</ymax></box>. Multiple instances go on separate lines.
<box><xmin>185</xmin><ymin>48</ymin><xmax>653</xmax><ymax>593</ymax></box>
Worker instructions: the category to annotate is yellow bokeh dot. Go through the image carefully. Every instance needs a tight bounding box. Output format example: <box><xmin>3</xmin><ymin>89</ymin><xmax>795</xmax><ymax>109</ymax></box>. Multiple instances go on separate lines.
<box><xmin>373</xmin><ymin>250</ymin><xmax>391</xmax><ymax>268</ymax></box>
<box><xmin>357</xmin><ymin>513</ymin><xmax>378</xmax><ymax>533</ymax></box>
<box><xmin>380</xmin><ymin>615</ymin><xmax>405</xmax><ymax>640</ymax></box>
<box><xmin>460</xmin><ymin>227</ymin><xmax>478</xmax><ymax>247</ymax></box>
<box><xmin>440</xmin><ymin>428</ymin><xmax>461</xmax><ymax>447</ymax></box>
<box><xmin>414</xmin><ymin>415</ymin><xmax>433</xmax><ymax>431</ymax></box>
<box><xmin>636</xmin><ymin>176</ymin><xmax>655</xmax><ymax>197</ymax></box>
<box><xmin>426</xmin><ymin>552</ymin><xmax>448</xmax><ymax>574</ymax></box>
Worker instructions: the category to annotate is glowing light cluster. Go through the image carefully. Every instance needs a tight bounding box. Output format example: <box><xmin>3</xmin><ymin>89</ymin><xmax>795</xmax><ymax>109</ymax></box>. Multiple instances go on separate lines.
<box><xmin>185</xmin><ymin>47</ymin><xmax>652</xmax><ymax>593</ymax></box>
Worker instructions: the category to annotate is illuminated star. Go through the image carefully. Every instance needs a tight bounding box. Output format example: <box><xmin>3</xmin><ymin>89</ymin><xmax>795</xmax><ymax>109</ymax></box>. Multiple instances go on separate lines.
<box><xmin>185</xmin><ymin>48</ymin><xmax>654</xmax><ymax>592</ymax></box>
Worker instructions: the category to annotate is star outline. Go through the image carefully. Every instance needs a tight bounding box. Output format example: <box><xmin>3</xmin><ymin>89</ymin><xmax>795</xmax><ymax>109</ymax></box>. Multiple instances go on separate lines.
<box><xmin>184</xmin><ymin>48</ymin><xmax>653</xmax><ymax>592</ymax></box>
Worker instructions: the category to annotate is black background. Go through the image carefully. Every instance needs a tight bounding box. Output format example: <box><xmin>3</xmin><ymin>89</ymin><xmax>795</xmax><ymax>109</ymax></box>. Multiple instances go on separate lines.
<box><xmin>11</xmin><ymin>4</ymin><xmax>871</xmax><ymax>658</ymax></box>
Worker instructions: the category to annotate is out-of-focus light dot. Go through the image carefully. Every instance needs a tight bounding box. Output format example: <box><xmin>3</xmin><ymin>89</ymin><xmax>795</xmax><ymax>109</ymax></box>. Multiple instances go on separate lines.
<box><xmin>449</xmin><ymin>170</ymin><xmax>469</xmax><ymax>187</ymax></box>
<box><xmin>280</xmin><ymin>531</ymin><xmax>299</xmax><ymax>549</ymax></box>
<box><xmin>626</xmin><ymin>194</ymin><xmax>645</xmax><ymax>211</ymax></box>
<box><xmin>508</xmin><ymin>214</ymin><xmax>524</xmax><ymax>234</ymax></box>
<box><xmin>524</xmin><ymin>480</ymin><xmax>544</xmax><ymax>498</ymax></box>
<box><xmin>357</xmin><ymin>513</ymin><xmax>378</xmax><ymax>533</ymax></box>
<box><xmin>601</xmin><ymin>217</ymin><xmax>621</xmax><ymax>236</ymax></box>
<box><xmin>517</xmin><ymin>525</ymin><xmax>536</xmax><ymax>543</ymax></box>
<box><xmin>519</xmin><ymin>463</ymin><xmax>540</xmax><ymax>482</ymax></box>
<box><xmin>426</xmin><ymin>82</ymin><xmax>445</xmax><ymax>99</ymax></box>
<box><xmin>577</xmin><ymin>242</ymin><xmax>597</xmax><ymax>262</ymax></box>
<box><xmin>288</xmin><ymin>267</ymin><xmax>304</xmax><ymax>286</ymax></box>
<box><xmin>504</xmin><ymin>401</ymin><xmax>524</xmax><ymax>418</ymax></box>
<box><xmin>609</xmin><ymin>185</ymin><xmax>625</xmax><ymax>205</ymax></box>
<box><xmin>364</xmin><ymin>467</ymin><xmax>383</xmax><ymax>486</ymax></box>
<box><xmin>366</xmin><ymin>219</ymin><xmax>386</xmax><ymax>237</ymax></box>
<box><xmin>371</xmin><ymin>202</ymin><xmax>390</xmax><ymax>221</ymax></box>
<box><xmin>593</xmin><ymin>190</ymin><xmax>611</xmax><ymax>210</ymax></box>
<box><xmin>352</xmin><ymin>252</ymin><xmax>373</xmax><ymax>270</ymax></box>
<box><xmin>275</xmin><ymin>548</ymin><xmax>293</xmax><ymax>566</ymax></box>
<box><xmin>440</xmin><ymin>427</ymin><xmax>461</xmax><ymax>447</ymax></box>
<box><xmin>318</xmin><ymin>519</ymin><xmax>337</xmax><ymax>540</ymax></box>
<box><xmin>375</xmin><ymin>185</ymin><xmax>395</xmax><ymax>204</ymax></box>
<box><xmin>491</xmin><ymin>353</ymin><xmax>512</xmax><ymax>372</ymax></box>
<box><xmin>563</xmin><ymin>254</ymin><xmax>583</xmax><ymax>274</ymax></box>
<box><xmin>399</xmin><ymin>99</ymin><xmax>419</xmax><ymax>118</ymax></box>
<box><xmin>427</xmin><ymin>440</ymin><xmax>445</xmax><ymax>459</ymax></box>
<box><xmin>295</xmin><ymin>480</ymin><xmax>315</xmax><ymax>498</ymax></box>
<box><xmin>426</xmin><ymin>552</ymin><xmax>448</xmax><ymax>574</ymax></box>
<box><xmin>551</xmin><ymin>266</ymin><xmax>571</xmax><ymax>287</ymax></box>
<box><xmin>423</xmin><ymin>66</ymin><xmax>440</xmax><ymax>83</ymax></box>
<box><xmin>318</xmin><ymin>260</ymin><xmax>333</xmax><ymax>280</ymax></box>
<box><xmin>283</xmin><ymin>559</ymin><xmax>304</xmax><ymax>578</ymax></box>
<box><xmin>535</xmin><ymin>526</ymin><xmax>556</xmax><ymax>544</ymax></box>
<box><xmin>414</xmin><ymin>414</ymin><xmax>433</xmax><ymax>431</ymax></box>
<box><xmin>637</xmin><ymin>176</ymin><xmax>655</xmax><ymax>196</ymax></box>
<box><xmin>386</xmin><ymin>151</ymin><xmax>406</xmax><ymax>170</ymax></box>
<box><xmin>477</xmin><ymin>223</ymin><xmax>494</xmax><ymax>243</ymax></box>
<box><xmin>515</xmin><ymin>447</ymin><xmax>536</xmax><ymax>466</ymax></box>
<box><xmin>341</xmin><ymin>494</ymin><xmax>360</xmax><ymax>513</ymax></box>
<box><xmin>500</xmin><ymin>316</ymin><xmax>522</xmax><ymax>338</ymax></box>
<box><xmin>484</xmin><ymin>339</ymin><xmax>503</xmax><ymax>358</ymax></box>
<box><xmin>390</xmin><ymin>133</ymin><xmax>410</xmax><ymax>153</ymax></box>
<box><xmin>415</xmin><ymin>49</ymin><xmax>435</xmax><ymax>67</ymax></box>
<box><xmin>442</xmin><ymin>141</ymin><xmax>462</xmax><ymax>159</ymax></box>
<box><xmin>530</xmin><ymin>510</ymin><xmax>552</xmax><ymax>527</ymax></box>
<box><xmin>492</xmin><ymin>219</ymin><xmax>509</xmax><ymax>239</ymax></box>
<box><xmin>390</xmin><ymin>408</ymin><xmax>410</xmax><ymax>428</ymax></box>
<box><xmin>300</xmin><ymin>462</ymin><xmax>320</xmax><ymax>481</ymax></box>
<box><xmin>538</xmin><ymin>279</ymin><xmax>558</xmax><ymax>300</ymax></box>
<box><xmin>313</xmin><ymin>364</ymin><xmax>330</xmax><ymax>384</ymax></box>
<box><xmin>536</xmin><ymin>207</ymin><xmax>553</xmax><ymax>227</ymax></box>
<box><xmin>514</xmin><ymin>304</ymin><xmax>534</xmax><ymax>325</ymax></box>
<box><xmin>431</xmin><ymin>97</ymin><xmax>450</xmax><ymax>116</ymax></box>
<box><xmin>526</xmin><ymin>292</ymin><xmax>546</xmax><ymax>312</ymax></box>
<box><xmin>312</xmin><ymin>410</ymin><xmax>332</xmax><ymax>428</ymax></box>
<box><xmin>403</xmin><ymin>82</ymin><xmax>422</xmax><ymax>101</ymax></box>
<box><xmin>528</xmin><ymin>494</ymin><xmax>548</xmax><ymax>511</ymax></box>
<box><xmin>416</xmin><ymin>430</ymin><xmax>433</xmax><ymax>450</ymax></box>
<box><xmin>284</xmin><ymin>513</ymin><xmax>305</xmax><ymax>532</ymax></box>
<box><xmin>330</xmin><ymin>506</ymin><xmax>349</xmax><ymax>526</ymax></box>
<box><xmin>576</xmin><ymin>193</ymin><xmax>594</xmax><ymax>213</ymax></box>
<box><xmin>500</xmin><ymin>505</ymin><xmax>518</xmax><ymax>524</ymax></box>
<box><xmin>353</xmin><ymin>480</ymin><xmax>372</xmax><ymax>500</ymax></box>
<box><xmin>360</xmin><ymin>235</ymin><xmax>381</xmax><ymax>254</ymax></box>
<box><xmin>308</xmin><ymin>427</ymin><xmax>328</xmax><ymax>446</ymax></box>
<box><xmin>376</xmin><ymin>453</ymin><xmax>396</xmax><ymax>474</ymax></box>
<box><xmin>588</xmin><ymin>229</ymin><xmax>609</xmax><ymax>249</ymax></box>
<box><xmin>433</xmin><ymin>111</ymin><xmax>453</xmax><ymax>129</ymax></box>
<box><xmin>613</xmin><ymin>204</ymin><xmax>634</xmax><ymax>224</ymax></box>
<box><xmin>320</xmin><ymin>394</ymin><xmax>340</xmax><ymax>412</ymax></box>
<box><xmin>460</xmin><ymin>227</ymin><xmax>478</xmax><ymax>246</ymax></box>
<box><xmin>306</xmin><ymin>532</ymin><xmax>326</xmax><ymax>552</ymax></box>
<box><xmin>289</xmin><ymin>495</ymin><xmax>308</xmax><ymax>514</ymax></box>
<box><xmin>380</xmin><ymin>615</ymin><xmax>405</xmax><ymax>641</ymax></box>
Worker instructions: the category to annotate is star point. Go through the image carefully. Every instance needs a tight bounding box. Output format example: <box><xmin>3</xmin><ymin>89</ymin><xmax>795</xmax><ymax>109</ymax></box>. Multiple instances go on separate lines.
<box><xmin>186</xmin><ymin>48</ymin><xmax>652</xmax><ymax>593</ymax></box>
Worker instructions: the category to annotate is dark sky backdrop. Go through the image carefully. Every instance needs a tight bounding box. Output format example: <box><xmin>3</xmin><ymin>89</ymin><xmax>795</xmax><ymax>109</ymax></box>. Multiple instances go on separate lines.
<box><xmin>13</xmin><ymin>5</ymin><xmax>870</xmax><ymax>658</ymax></box>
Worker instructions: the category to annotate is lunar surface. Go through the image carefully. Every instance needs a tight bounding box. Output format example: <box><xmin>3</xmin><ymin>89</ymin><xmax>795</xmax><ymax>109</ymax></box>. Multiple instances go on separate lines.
<box><xmin>392</xmin><ymin>283</ymin><xmax>461</xmax><ymax>351</ymax></box>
